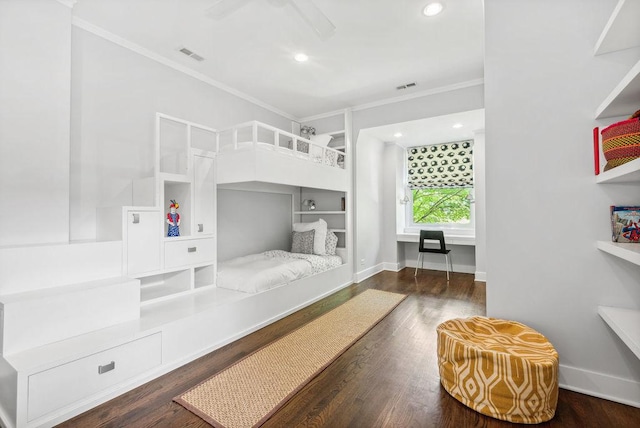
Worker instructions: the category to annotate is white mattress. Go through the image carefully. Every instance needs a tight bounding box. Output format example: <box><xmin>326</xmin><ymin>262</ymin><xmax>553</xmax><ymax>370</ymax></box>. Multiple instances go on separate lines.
<box><xmin>217</xmin><ymin>250</ymin><xmax>342</xmax><ymax>294</ymax></box>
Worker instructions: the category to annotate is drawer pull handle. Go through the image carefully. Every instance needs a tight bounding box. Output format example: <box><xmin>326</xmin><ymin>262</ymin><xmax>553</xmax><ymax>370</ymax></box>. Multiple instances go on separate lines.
<box><xmin>188</xmin><ymin>247</ymin><xmax>197</xmax><ymax>253</ymax></box>
<box><xmin>132</xmin><ymin>213</ymin><xmax>140</xmax><ymax>224</ymax></box>
<box><xmin>98</xmin><ymin>361</ymin><xmax>115</xmax><ymax>374</ymax></box>
<box><xmin>198</xmin><ymin>223</ymin><xmax>204</xmax><ymax>232</ymax></box>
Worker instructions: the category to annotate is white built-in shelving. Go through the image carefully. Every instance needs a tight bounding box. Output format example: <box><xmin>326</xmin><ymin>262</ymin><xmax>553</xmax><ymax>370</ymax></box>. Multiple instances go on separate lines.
<box><xmin>596</xmin><ymin>157</ymin><xmax>640</xmax><ymax>184</ymax></box>
<box><xmin>596</xmin><ymin>60</ymin><xmax>640</xmax><ymax>119</ymax></box>
<box><xmin>297</xmin><ymin>184</ymin><xmax>348</xmax><ymax>264</ymax></box>
<box><xmin>597</xmin><ymin>306</ymin><xmax>640</xmax><ymax>360</ymax></box>
<box><xmin>594</xmin><ymin>0</ymin><xmax>640</xmax><ymax>56</ymax></box>
<box><xmin>596</xmin><ymin>240</ymin><xmax>640</xmax><ymax>266</ymax></box>
<box><xmin>594</xmin><ymin>0</ymin><xmax>640</xmax><ymax>363</ymax></box>
<box><xmin>133</xmin><ymin>113</ymin><xmax>217</xmax><ymax>306</ymax></box>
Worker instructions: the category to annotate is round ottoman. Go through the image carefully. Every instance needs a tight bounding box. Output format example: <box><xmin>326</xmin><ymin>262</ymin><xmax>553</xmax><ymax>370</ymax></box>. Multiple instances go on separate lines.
<box><xmin>437</xmin><ymin>316</ymin><xmax>558</xmax><ymax>424</ymax></box>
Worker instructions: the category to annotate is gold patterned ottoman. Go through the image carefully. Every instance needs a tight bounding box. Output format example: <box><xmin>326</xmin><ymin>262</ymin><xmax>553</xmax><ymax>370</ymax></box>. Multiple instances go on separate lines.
<box><xmin>437</xmin><ymin>317</ymin><xmax>558</xmax><ymax>424</ymax></box>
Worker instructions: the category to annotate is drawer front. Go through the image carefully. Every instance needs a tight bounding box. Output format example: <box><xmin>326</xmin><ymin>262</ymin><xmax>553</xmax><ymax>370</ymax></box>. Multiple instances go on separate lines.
<box><xmin>28</xmin><ymin>332</ymin><xmax>162</xmax><ymax>422</ymax></box>
<box><xmin>164</xmin><ymin>238</ymin><xmax>215</xmax><ymax>269</ymax></box>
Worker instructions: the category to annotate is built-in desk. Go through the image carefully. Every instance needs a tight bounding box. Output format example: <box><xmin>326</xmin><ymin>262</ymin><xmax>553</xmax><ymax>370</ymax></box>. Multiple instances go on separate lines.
<box><xmin>397</xmin><ymin>233</ymin><xmax>475</xmax><ymax>246</ymax></box>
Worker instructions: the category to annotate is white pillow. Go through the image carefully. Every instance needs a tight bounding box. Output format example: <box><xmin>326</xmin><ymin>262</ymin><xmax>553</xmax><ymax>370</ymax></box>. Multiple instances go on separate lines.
<box><xmin>293</xmin><ymin>219</ymin><xmax>327</xmax><ymax>255</ymax></box>
<box><xmin>310</xmin><ymin>134</ymin><xmax>333</xmax><ymax>146</ymax></box>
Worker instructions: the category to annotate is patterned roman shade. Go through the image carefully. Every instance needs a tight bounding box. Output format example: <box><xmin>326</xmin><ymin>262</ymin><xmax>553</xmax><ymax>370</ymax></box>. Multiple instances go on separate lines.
<box><xmin>407</xmin><ymin>140</ymin><xmax>474</xmax><ymax>189</ymax></box>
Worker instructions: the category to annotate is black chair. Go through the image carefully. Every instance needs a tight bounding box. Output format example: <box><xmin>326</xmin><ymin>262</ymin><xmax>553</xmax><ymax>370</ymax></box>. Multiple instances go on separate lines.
<box><xmin>414</xmin><ymin>230</ymin><xmax>453</xmax><ymax>280</ymax></box>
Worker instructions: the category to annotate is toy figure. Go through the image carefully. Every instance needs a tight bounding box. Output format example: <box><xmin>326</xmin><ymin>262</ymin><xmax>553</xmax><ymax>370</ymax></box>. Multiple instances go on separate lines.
<box><xmin>167</xmin><ymin>200</ymin><xmax>180</xmax><ymax>237</ymax></box>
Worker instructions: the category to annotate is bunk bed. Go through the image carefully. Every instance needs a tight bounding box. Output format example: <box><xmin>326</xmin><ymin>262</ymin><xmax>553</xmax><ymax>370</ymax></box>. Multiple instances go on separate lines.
<box><xmin>216</xmin><ymin>121</ymin><xmax>348</xmax><ymax>192</ymax></box>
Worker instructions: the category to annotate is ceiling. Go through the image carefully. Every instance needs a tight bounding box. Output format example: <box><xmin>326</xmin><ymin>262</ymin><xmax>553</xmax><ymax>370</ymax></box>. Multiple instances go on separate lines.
<box><xmin>72</xmin><ymin>0</ymin><xmax>485</xmax><ymax>119</ymax></box>
<box><xmin>361</xmin><ymin>108</ymin><xmax>484</xmax><ymax>147</ymax></box>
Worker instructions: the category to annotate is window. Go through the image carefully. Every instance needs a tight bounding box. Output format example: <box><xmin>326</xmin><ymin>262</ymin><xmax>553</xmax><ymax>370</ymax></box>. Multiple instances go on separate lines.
<box><xmin>406</xmin><ymin>140</ymin><xmax>474</xmax><ymax>229</ymax></box>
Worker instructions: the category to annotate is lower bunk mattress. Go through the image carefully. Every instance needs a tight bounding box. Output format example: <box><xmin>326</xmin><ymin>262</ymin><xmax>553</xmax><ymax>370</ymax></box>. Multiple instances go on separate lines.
<box><xmin>217</xmin><ymin>250</ymin><xmax>343</xmax><ymax>293</ymax></box>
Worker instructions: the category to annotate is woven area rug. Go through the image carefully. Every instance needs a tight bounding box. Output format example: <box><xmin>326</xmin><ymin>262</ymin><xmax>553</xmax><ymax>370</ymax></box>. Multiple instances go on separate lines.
<box><xmin>174</xmin><ymin>289</ymin><xmax>406</xmax><ymax>428</ymax></box>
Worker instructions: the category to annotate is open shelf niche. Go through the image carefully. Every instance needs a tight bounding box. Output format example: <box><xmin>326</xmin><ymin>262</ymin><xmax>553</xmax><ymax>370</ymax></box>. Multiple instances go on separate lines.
<box><xmin>297</xmin><ymin>186</ymin><xmax>347</xmax><ymax>261</ymax></box>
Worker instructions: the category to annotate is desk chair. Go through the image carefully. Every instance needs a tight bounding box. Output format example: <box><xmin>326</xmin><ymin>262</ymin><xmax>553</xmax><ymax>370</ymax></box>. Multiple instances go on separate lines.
<box><xmin>414</xmin><ymin>230</ymin><xmax>453</xmax><ymax>280</ymax></box>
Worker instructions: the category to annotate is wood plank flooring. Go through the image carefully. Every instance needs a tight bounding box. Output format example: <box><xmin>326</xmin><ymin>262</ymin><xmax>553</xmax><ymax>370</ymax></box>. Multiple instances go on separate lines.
<box><xmin>58</xmin><ymin>269</ymin><xmax>640</xmax><ymax>427</ymax></box>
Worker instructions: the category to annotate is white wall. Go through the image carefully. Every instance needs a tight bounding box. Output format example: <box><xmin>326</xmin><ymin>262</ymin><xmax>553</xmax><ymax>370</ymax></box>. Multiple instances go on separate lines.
<box><xmin>0</xmin><ymin>0</ymin><xmax>72</xmax><ymax>246</ymax></box>
<box><xmin>485</xmin><ymin>0</ymin><xmax>640</xmax><ymax>405</ymax></box>
<box><xmin>70</xmin><ymin>27</ymin><xmax>293</xmax><ymax>241</ymax></box>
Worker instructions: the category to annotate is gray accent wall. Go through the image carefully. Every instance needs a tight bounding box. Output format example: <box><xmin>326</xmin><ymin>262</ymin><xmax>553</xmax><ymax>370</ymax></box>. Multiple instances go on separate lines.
<box><xmin>217</xmin><ymin>189</ymin><xmax>293</xmax><ymax>261</ymax></box>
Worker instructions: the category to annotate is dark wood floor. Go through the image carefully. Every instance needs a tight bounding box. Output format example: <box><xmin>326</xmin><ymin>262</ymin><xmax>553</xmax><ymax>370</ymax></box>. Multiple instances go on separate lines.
<box><xmin>59</xmin><ymin>269</ymin><xmax>640</xmax><ymax>427</ymax></box>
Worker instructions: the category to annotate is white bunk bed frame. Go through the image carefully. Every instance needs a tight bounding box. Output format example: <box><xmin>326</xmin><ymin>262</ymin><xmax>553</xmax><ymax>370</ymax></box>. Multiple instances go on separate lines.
<box><xmin>216</xmin><ymin>121</ymin><xmax>348</xmax><ymax>192</ymax></box>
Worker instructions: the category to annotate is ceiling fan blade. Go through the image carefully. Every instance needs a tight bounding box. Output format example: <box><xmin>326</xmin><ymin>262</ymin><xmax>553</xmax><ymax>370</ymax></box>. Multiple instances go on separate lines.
<box><xmin>289</xmin><ymin>0</ymin><xmax>336</xmax><ymax>39</ymax></box>
<box><xmin>205</xmin><ymin>0</ymin><xmax>253</xmax><ymax>20</ymax></box>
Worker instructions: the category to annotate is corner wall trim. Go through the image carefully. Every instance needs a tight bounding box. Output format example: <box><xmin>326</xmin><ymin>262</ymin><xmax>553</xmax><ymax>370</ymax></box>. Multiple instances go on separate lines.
<box><xmin>559</xmin><ymin>363</ymin><xmax>640</xmax><ymax>408</ymax></box>
<box><xmin>71</xmin><ymin>17</ymin><xmax>296</xmax><ymax>121</ymax></box>
<box><xmin>474</xmin><ymin>271</ymin><xmax>487</xmax><ymax>282</ymax></box>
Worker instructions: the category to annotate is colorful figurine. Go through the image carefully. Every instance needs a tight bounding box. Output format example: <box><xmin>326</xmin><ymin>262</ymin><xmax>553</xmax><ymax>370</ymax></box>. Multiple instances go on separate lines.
<box><xmin>167</xmin><ymin>199</ymin><xmax>180</xmax><ymax>237</ymax></box>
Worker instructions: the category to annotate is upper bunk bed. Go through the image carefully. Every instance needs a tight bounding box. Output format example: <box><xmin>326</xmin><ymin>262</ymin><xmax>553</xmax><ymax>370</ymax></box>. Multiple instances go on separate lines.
<box><xmin>216</xmin><ymin>121</ymin><xmax>348</xmax><ymax>192</ymax></box>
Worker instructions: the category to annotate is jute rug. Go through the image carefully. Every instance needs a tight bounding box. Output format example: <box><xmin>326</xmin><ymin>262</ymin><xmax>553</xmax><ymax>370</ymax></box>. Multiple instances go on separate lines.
<box><xmin>174</xmin><ymin>288</ymin><xmax>406</xmax><ymax>428</ymax></box>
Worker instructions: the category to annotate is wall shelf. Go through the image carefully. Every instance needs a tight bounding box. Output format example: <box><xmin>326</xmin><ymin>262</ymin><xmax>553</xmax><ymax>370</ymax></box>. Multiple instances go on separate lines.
<box><xmin>594</xmin><ymin>0</ymin><xmax>640</xmax><ymax>55</ymax></box>
<box><xmin>596</xmin><ymin>240</ymin><xmax>640</xmax><ymax>266</ymax></box>
<box><xmin>595</xmin><ymin>59</ymin><xmax>640</xmax><ymax>119</ymax></box>
<box><xmin>598</xmin><ymin>306</ymin><xmax>640</xmax><ymax>360</ymax></box>
<box><xmin>596</xmin><ymin>157</ymin><xmax>640</xmax><ymax>184</ymax></box>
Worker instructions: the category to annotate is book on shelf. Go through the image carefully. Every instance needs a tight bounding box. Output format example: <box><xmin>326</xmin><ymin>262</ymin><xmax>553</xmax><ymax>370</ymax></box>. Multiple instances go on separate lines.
<box><xmin>610</xmin><ymin>206</ymin><xmax>640</xmax><ymax>243</ymax></box>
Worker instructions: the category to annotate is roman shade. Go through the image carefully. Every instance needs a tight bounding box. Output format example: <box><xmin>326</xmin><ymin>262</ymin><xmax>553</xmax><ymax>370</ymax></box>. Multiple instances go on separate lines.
<box><xmin>407</xmin><ymin>140</ymin><xmax>473</xmax><ymax>189</ymax></box>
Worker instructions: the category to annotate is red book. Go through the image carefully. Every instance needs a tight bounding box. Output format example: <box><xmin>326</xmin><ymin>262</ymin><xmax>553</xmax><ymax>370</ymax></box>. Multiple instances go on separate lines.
<box><xmin>593</xmin><ymin>127</ymin><xmax>600</xmax><ymax>175</ymax></box>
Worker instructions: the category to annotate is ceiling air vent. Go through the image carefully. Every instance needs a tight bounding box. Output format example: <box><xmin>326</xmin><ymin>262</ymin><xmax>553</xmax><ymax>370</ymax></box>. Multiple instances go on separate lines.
<box><xmin>396</xmin><ymin>82</ymin><xmax>417</xmax><ymax>90</ymax></box>
<box><xmin>178</xmin><ymin>46</ymin><xmax>205</xmax><ymax>62</ymax></box>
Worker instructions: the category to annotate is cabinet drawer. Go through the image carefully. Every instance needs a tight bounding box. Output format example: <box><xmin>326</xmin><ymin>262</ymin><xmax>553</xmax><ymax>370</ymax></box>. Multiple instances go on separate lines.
<box><xmin>164</xmin><ymin>238</ymin><xmax>215</xmax><ymax>269</ymax></box>
<box><xmin>28</xmin><ymin>333</ymin><xmax>161</xmax><ymax>422</ymax></box>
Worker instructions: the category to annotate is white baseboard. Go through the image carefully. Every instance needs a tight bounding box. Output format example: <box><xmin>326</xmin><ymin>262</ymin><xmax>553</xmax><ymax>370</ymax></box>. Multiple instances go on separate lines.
<box><xmin>405</xmin><ymin>260</ymin><xmax>475</xmax><ymax>275</ymax></box>
<box><xmin>382</xmin><ymin>262</ymin><xmax>404</xmax><ymax>272</ymax></box>
<box><xmin>474</xmin><ymin>271</ymin><xmax>486</xmax><ymax>282</ymax></box>
<box><xmin>354</xmin><ymin>263</ymin><xmax>384</xmax><ymax>283</ymax></box>
<box><xmin>559</xmin><ymin>364</ymin><xmax>640</xmax><ymax>408</ymax></box>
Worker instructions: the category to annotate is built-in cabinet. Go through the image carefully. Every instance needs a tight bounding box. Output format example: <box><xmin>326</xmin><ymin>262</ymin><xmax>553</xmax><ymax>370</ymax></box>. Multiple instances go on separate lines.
<box><xmin>594</xmin><ymin>0</ymin><xmax>640</xmax><ymax>361</ymax></box>
<box><xmin>129</xmin><ymin>114</ymin><xmax>218</xmax><ymax>305</ymax></box>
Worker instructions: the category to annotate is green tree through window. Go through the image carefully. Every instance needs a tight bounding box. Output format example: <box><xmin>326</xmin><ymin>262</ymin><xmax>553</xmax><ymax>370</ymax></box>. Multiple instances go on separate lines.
<box><xmin>413</xmin><ymin>188</ymin><xmax>471</xmax><ymax>224</ymax></box>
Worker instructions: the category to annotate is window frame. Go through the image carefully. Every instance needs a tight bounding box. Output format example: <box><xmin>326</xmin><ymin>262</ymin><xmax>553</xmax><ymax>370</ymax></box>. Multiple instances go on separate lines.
<box><xmin>404</xmin><ymin>186</ymin><xmax>475</xmax><ymax>234</ymax></box>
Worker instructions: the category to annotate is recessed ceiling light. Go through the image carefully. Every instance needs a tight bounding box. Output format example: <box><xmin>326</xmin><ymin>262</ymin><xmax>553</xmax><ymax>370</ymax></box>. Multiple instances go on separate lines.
<box><xmin>452</xmin><ymin>123</ymin><xmax>463</xmax><ymax>129</ymax></box>
<box><xmin>294</xmin><ymin>53</ymin><xmax>309</xmax><ymax>62</ymax></box>
<box><xmin>423</xmin><ymin>2</ymin><xmax>444</xmax><ymax>17</ymax></box>
<box><xmin>394</xmin><ymin>132</ymin><xmax>403</xmax><ymax>138</ymax></box>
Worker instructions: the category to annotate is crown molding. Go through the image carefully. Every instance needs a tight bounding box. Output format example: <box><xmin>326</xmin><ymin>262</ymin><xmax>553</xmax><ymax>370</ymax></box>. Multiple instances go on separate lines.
<box><xmin>350</xmin><ymin>78</ymin><xmax>484</xmax><ymax>113</ymax></box>
<box><xmin>299</xmin><ymin>79</ymin><xmax>484</xmax><ymax>123</ymax></box>
<box><xmin>299</xmin><ymin>109</ymin><xmax>348</xmax><ymax>123</ymax></box>
<box><xmin>71</xmin><ymin>17</ymin><xmax>297</xmax><ymax>121</ymax></box>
